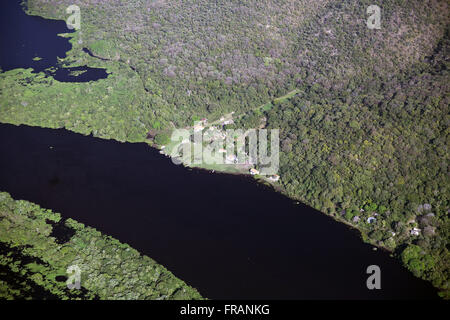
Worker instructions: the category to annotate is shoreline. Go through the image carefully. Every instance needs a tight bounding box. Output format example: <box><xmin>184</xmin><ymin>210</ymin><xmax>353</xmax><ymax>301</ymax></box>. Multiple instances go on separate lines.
<box><xmin>0</xmin><ymin>121</ymin><xmax>441</xmax><ymax>297</ymax></box>
<box><xmin>151</xmin><ymin>140</ymin><xmax>391</xmax><ymax>253</ymax></box>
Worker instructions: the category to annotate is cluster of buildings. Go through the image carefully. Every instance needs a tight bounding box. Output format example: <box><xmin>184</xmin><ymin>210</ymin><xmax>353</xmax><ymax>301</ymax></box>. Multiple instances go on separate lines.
<box><xmin>353</xmin><ymin>210</ymin><xmax>424</xmax><ymax>237</ymax></box>
<box><xmin>190</xmin><ymin>117</ymin><xmax>281</xmax><ymax>183</ymax></box>
<box><xmin>193</xmin><ymin>118</ymin><xmax>208</xmax><ymax>132</ymax></box>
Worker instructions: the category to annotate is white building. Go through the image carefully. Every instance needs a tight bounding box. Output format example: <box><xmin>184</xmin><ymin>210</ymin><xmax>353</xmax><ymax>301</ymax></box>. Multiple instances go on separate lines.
<box><xmin>193</xmin><ymin>124</ymin><xmax>204</xmax><ymax>132</ymax></box>
<box><xmin>367</xmin><ymin>217</ymin><xmax>376</xmax><ymax>224</ymax></box>
<box><xmin>225</xmin><ymin>154</ymin><xmax>237</xmax><ymax>164</ymax></box>
<box><xmin>222</xmin><ymin>119</ymin><xmax>234</xmax><ymax>125</ymax></box>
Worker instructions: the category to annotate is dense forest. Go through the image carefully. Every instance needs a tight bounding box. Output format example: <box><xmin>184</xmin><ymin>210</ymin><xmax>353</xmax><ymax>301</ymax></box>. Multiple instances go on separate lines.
<box><xmin>0</xmin><ymin>0</ymin><xmax>448</xmax><ymax>296</ymax></box>
<box><xmin>0</xmin><ymin>192</ymin><xmax>203</xmax><ymax>299</ymax></box>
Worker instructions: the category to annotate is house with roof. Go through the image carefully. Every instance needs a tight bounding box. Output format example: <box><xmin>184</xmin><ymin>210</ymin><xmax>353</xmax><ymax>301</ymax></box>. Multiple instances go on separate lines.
<box><xmin>411</xmin><ymin>227</ymin><xmax>421</xmax><ymax>236</ymax></box>
<box><xmin>225</xmin><ymin>154</ymin><xmax>237</xmax><ymax>164</ymax></box>
<box><xmin>367</xmin><ymin>217</ymin><xmax>376</xmax><ymax>224</ymax></box>
<box><xmin>193</xmin><ymin>123</ymin><xmax>204</xmax><ymax>132</ymax></box>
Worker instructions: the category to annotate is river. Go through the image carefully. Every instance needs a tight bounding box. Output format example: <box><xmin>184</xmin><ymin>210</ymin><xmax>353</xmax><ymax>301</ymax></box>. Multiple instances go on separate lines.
<box><xmin>0</xmin><ymin>0</ymin><xmax>107</xmax><ymax>82</ymax></box>
<box><xmin>0</xmin><ymin>123</ymin><xmax>438</xmax><ymax>299</ymax></box>
<box><xmin>0</xmin><ymin>0</ymin><xmax>439</xmax><ymax>299</ymax></box>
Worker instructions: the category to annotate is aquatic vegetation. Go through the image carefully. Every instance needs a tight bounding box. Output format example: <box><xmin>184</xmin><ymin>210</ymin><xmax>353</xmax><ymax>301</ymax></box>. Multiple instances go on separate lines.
<box><xmin>0</xmin><ymin>192</ymin><xmax>203</xmax><ymax>300</ymax></box>
<box><xmin>0</xmin><ymin>0</ymin><xmax>448</xmax><ymax>296</ymax></box>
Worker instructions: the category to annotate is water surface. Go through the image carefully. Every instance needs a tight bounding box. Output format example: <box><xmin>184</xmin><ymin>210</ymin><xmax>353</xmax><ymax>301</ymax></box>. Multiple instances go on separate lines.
<box><xmin>0</xmin><ymin>123</ymin><xmax>438</xmax><ymax>299</ymax></box>
<box><xmin>0</xmin><ymin>0</ymin><xmax>108</xmax><ymax>82</ymax></box>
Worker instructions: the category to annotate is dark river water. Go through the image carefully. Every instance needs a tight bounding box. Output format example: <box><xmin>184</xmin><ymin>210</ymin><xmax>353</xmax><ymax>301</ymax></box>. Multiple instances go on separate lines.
<box><xmin>0</xmin><ymin>1</ymin><xmax>439</xmax><ymax>299</ymax></box>
<box><xmin>0</xmin><ymin>0</ymin><xmax>107</xmax><ymax>81</ymax></box>
<box><xmin>0</xmin><ymin>124</ymin><xmax>438</xmax><ymax>299</ymax></box>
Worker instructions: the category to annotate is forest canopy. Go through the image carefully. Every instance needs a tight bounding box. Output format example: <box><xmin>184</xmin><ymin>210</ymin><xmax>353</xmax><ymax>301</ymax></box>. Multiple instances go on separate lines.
<box><xmin>0</xmin><ymin>0</ymin><xmax>448</xmax><ymax>296</ymax></box>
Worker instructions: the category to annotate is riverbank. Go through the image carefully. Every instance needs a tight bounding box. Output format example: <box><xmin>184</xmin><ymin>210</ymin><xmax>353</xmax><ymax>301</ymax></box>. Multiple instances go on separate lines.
<box><xmin>1</xmin><ymin>0</ymin><xmax>447</xmax><ymax>298</ymax></box>
<box><xmin>0</xmin><ymin>192</ymin><xmax>203</xmax><ymax>300</ymax></box>
<box><xmin>1</xmin><ymin>123</ymin><xmax>440</xmax><ymax>299</ymax></box>
<box><xmin>148</xmin><ymin>117</ymin><xmax>448</xmax><ymax>298</ymax></box>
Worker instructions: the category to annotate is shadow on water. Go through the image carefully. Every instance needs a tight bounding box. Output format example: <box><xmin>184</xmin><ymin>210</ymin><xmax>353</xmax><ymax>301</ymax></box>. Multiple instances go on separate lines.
<box><xmin>0</xmin><ymin>124</ymin><xmax>439</xmax><ymax>299</ymax></box>
<box><xmin>0</xmin><ymin>0</ymin><xmax>108</xmax><ymax>82</ymax></box>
